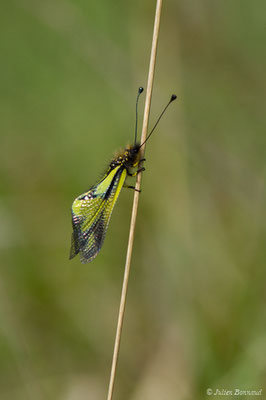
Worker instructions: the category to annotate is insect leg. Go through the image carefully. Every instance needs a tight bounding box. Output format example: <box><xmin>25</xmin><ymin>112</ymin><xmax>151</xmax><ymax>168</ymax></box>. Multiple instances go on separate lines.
<box><xmin>128</xmin><ymin>167</ymin><xmax>145</xmax><ymax>177</ymax></box>
<box><xmin>124</xmin><ymin>185</ymin><xmax>141</xmax><ymax>193</ymax></box>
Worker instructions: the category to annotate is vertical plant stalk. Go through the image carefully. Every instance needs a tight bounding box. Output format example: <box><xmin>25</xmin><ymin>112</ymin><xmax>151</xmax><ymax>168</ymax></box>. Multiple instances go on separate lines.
<box><xmin>106</xmin><ymin>1</ymin><xmax>163</xmax><ymax>399</ymax></box>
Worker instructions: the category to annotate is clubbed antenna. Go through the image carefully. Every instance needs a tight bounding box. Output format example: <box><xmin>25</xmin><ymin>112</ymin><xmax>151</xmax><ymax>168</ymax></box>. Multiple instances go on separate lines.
<box><xmin>134</xmin><ymin>87</ymin><xmax>144</xmax><ymax>144</ymax></box>
<box><xmin>140</xmin><ymin>94</ymin><xmax>177</xmax><ymax>147</ymax></box>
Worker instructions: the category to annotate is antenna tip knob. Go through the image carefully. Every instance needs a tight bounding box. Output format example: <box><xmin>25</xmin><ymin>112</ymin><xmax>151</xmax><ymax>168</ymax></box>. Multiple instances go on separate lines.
<box><xmin>138</xmin><ymin>87</ymin><xmax>144</xmax><ymax>94</ymax></box>
<box><xmin>170</xmin><ymin>94</ymin><xmax>177</xmax><ymax>102</ymax></box>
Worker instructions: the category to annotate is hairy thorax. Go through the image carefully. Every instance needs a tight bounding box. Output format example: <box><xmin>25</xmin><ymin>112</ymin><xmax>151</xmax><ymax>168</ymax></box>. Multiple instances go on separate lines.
<box><xmin>110</xmin><ymin>143</ymin><xmax>141</xmax><ymax>170</ymax></box>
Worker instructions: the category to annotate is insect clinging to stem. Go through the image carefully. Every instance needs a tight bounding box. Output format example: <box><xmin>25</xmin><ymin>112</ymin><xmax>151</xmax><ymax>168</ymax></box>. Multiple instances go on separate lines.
<box><xmin>69</xmin><ymin>88</ymin><xmax>177</xmax><ymax>263</ymax></box>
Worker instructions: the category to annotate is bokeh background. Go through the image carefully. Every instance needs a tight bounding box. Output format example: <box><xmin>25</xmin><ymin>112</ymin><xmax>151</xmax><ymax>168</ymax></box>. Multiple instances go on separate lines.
<box><xmin>1</xmin><ymin>0</ymin><xmax>266</xmax><ymax>399</ymax></box>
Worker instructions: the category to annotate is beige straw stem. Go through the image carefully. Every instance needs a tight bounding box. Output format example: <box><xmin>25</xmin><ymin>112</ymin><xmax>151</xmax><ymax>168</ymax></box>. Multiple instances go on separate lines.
<box><xmin>106</xmin><ymin>1</ymin><xmax>163</xmax><ymax>399</ymax></box>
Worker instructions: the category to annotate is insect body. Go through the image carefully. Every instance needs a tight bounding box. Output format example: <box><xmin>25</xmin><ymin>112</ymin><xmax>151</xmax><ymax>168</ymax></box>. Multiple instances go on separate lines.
<box><xmin>70</xmin><ymin>144</ymin><xmax>142</xmax><ymax>263</ymax></box>
<box><xmin>69</xmin><ymin>89</ymin><xmax>176</xmax><ymax>263</ymax></box>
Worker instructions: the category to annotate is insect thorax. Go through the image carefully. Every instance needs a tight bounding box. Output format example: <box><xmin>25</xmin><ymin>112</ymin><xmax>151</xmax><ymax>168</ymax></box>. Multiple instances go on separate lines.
<box><xmin>109</xmin><ymin>143</ymin><xmax>141</xmax><ymax>170</ymax></box>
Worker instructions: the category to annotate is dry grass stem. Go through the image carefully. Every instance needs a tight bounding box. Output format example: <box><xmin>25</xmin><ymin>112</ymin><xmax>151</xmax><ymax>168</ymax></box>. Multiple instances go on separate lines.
<box><xmin>106</xmin><ymin>1</ymin><xmax>163</xmax><ymax>399</ymax></box>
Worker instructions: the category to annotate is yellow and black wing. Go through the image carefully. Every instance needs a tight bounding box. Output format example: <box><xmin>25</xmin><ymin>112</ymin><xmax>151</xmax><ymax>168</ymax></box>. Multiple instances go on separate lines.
<box><xmin>70</xmin><ymin>165</ymin><xmax>127</xmax><ymax>263</ymax></box>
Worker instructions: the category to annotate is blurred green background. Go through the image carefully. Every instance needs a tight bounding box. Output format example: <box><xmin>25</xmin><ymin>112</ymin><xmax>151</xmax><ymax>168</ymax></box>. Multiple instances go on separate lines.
<box><xmin>1</xmin><ymin>0</ymin><xmax>266</xmax><ymax>399</ymax></box>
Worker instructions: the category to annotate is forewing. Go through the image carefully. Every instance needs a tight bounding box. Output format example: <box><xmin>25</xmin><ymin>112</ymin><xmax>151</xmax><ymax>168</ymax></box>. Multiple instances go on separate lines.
<box><xmin>70</xmin><ymin>166</ymin><xmax>127</xmax><ymax>263</ymax></box>
<box><xmin>69</xmin><ymin>192</ymin><xmax>104</xmax><ymax>260</ymax></box>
